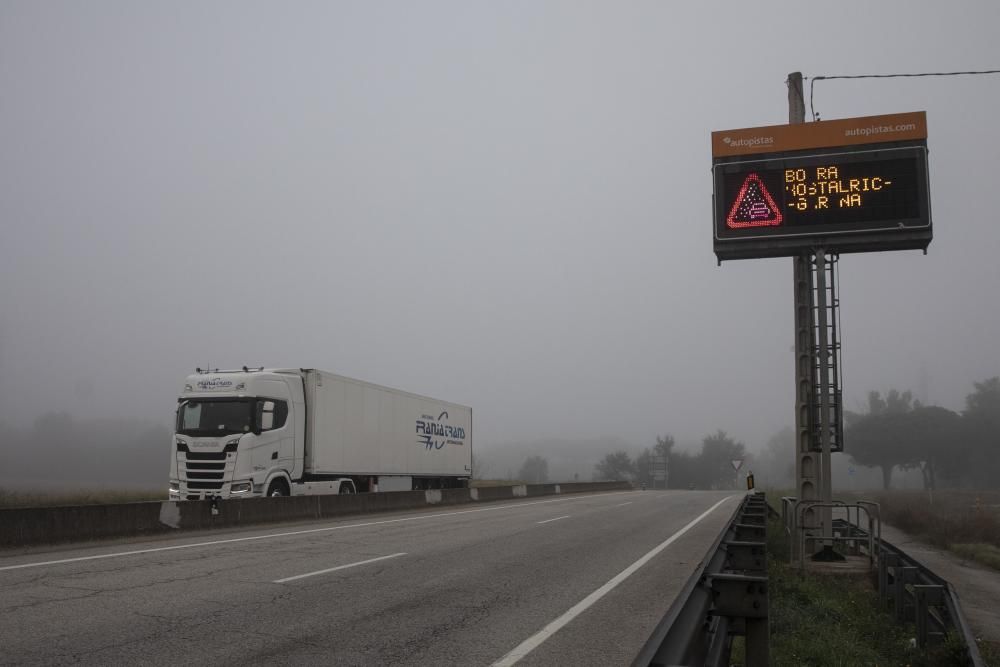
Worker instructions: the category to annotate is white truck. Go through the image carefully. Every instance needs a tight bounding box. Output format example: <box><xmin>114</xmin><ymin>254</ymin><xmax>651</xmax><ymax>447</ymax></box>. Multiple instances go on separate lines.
<box><xmin>169</xmin><ymin>368</ymin><xmax>472</xmax><ymax>500</ymax></box>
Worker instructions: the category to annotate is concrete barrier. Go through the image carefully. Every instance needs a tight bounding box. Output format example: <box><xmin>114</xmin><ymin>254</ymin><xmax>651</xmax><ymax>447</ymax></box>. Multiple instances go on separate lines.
<box><xmin>0</xmin><ymin>481</ymin><xmax>631</xmax><ymax>549</ymax></box>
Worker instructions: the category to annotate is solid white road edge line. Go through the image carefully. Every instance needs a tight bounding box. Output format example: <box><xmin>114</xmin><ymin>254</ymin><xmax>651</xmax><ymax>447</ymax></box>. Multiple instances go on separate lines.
<box><xmin>491</xmin><ymin>495</ymin><xmax>737</xmax><ymax>667</ymax></box>
<box><xmin>274</xmin><ymin>552</ymin><xmax>407</xmax><ymax>583</ymax></box>
<box><xmin>0</xmin><ymin>490</ymin><xmax>633</xmax><ymax>573</ymax></box>
<box><xmin>536</xmin><ymin>515</ymin><xmax>570</xmax><ymax>525</ymax></box>
<box><xmin>614</xmin><ymin>502</ymin><xmax>633</xmax><ymax>507</ymax></box>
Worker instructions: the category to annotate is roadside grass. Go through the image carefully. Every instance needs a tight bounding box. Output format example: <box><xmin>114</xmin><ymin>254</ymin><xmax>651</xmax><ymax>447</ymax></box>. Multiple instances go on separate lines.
<box><xmin>950</xmin><ymin>543</ymin><xmax>1000</xmax><ymax>572</ymax></box>
<box><xmin>766</xmin><ymin>520</ymin><xmax>911</xmax><ymax>665</ymax></box>
<box><xmin>864</xmin><ymin>489</ymin><xmax>1000</xmax><ymax>572</ymax></box>
<box><xmin>0</xmin><ymin>487</ymin><xmax>165</xmax><ymax>508</ymax></box>
<box><xmin>981</xmin><ymin>641</ymin><xmax>1000</xmax><ymax>666</ymax></box>
<box><xmin>758</xmin><ymin>491</ymin><xmax>973</xmax><ymax>667</ymax></box>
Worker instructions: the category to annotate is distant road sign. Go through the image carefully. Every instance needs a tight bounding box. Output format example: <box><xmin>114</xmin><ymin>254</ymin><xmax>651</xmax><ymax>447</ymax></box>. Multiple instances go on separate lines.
<box><xmin>711</xmin><ymin>112</ymin><xmax>931</xmax><ymax>261</ymax></box>
<box><xmin>731</xmin><ymin>459</ymin><xmax>743</xmax><ymax>471</ymax></box>
<box><xmin>652</xmin><ymin>455</ymin><xmax>667</xmax><ymax>482</ymax></box>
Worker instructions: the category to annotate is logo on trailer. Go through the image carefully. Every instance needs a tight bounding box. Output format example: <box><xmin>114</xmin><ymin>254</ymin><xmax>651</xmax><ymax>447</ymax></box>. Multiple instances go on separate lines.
<box><xmin>416</xmin><ymin>411</ymin><xmax>467</xmax><ymax>450</ymax></box>
<box><xmin>726</xmin><ymin>173</ymin><xmax>783</xmax><ymax>228</ymax></box>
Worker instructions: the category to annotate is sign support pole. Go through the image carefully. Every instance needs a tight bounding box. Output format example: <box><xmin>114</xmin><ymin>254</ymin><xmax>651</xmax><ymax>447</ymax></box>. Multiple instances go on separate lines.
<box><xmin>787</xmin><ymin>73</ymin><xmax>843</xmax><ymax>561</ymax></box>
<box><xmin>788</xmin><ymin>73</ymin><xmax>819</xmax><ymax>559</ymax></box>
<box><xmin>814</xmin><ymin>248</ymin><xmax>836</xmax><ymax>555</ymax></box>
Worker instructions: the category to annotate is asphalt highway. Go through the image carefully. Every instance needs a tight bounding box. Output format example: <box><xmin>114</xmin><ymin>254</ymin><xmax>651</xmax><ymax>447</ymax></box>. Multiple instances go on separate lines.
<box><xmin>0</xmin><ymin>490</ymin><xmax>738</xmax><ymax>666</ymax></box>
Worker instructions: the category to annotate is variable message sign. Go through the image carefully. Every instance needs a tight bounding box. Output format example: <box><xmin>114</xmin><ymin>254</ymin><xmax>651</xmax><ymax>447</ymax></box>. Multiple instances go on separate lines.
<box><xmin>712</xmin><ymin>112</ymin><xmax>931</xmax><ymax>261</ymax></box>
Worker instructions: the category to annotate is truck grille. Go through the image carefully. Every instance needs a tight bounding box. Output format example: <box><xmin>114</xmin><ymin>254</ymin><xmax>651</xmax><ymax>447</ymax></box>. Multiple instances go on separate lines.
<box><xmin>177</xmin><ymin>442</ymin><xmax>238</xmax><ymax>493</ymax></box>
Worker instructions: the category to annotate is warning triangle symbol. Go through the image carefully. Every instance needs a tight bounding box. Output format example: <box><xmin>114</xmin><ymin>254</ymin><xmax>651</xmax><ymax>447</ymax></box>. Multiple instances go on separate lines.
<box><xmin>727</xmin><ymin>173</ymin><xmax>783</xmax><ymax>229</ymax></box>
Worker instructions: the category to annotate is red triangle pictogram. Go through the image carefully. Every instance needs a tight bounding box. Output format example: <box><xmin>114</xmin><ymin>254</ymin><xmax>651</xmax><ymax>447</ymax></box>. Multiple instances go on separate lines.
<box><xmin>726</xmin><ymin>173</ymin><xmax>783</xmax><ymax>228</ymax></box>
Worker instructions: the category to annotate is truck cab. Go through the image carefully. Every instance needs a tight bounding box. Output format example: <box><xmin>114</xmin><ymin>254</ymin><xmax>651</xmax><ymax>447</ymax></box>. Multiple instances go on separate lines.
<box><xmin>169</xmin><ymin>369</ymin><xmax>306</xmax><ymax>500</ymax></box>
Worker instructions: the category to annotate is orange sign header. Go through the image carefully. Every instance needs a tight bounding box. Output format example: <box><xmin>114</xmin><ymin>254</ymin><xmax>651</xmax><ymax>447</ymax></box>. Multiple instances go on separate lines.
<box><xmin>712</xmin><ymin>111</ymin><xmax>927</xmax><ymax>158</ymax></box>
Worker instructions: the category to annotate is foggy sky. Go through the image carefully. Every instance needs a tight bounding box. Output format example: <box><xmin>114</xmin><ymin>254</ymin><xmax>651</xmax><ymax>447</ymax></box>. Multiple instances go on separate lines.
<box><xmin>2</xmin><ymin>1</ymin><xmax>998</xmax><ymax>458</ymax></box>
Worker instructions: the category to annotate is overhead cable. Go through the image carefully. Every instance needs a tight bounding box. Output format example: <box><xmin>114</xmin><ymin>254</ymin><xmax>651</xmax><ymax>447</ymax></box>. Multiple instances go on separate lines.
<box><xmin>808</xmin><ymin>69</ymin><xmax>1000</xmax><ymax>121</ymax></box>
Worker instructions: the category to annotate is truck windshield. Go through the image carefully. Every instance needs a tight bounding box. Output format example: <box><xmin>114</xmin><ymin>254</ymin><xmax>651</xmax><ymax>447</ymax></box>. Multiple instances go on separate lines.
<box><xmin>176</xmin><ymin>399</ymin><xmax>253</xmax><ymax>437</ymax></box>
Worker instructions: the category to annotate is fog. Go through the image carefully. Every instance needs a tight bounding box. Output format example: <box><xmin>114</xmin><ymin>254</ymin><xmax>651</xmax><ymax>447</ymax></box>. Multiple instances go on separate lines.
<box><xmin>2</xmin><ymin>1</ymin><xmax>998</xmax><ymax>489</ymax></box>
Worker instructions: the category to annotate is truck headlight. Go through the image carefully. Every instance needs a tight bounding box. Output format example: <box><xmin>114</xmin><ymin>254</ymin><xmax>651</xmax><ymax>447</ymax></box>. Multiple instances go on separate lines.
<box><xmin>230</xmin><ymin>482</ymin><xmax>252</xmax><ymax>494</ymax></box>
<box><xmin>169</xmin><ymin>482</ymin><xmax>179</xmax><ymax>493</ymax></box>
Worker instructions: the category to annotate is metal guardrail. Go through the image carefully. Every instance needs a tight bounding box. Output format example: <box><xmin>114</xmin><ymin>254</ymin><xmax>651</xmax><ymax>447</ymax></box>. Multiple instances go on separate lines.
<box><xmin>782</xmin><ymin>495</ymin><xmax>984</xmax><ymax>667</ymax></box>
<box><xmin>640</xmin><ymin>494</ymin><xmax>984</xmax><ymax>666</ymax></box>
<box><xmin>877</xmin><ymin>537</ymin><xmax>985</xmax><ymax>666</ymax></box>
<box><xmin>632</xmin><ymin>493</ymin><xmax>769</xmax><ymax>667</ymax></box>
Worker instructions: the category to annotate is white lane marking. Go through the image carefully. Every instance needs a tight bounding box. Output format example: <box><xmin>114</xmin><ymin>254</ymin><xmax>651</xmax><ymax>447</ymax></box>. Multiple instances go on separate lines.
<box><xmin>0</xmin><ymin>491</ymin><xmax>633</xmax><ymax>573</ymax></box>
<box><xmin>491</xmin><ymin>495</ymin><xmax>736</xmax><ymax>666</ymax></box>
<box><xmin>274</xmin><ymin>552</ymin><xmax>407</xmax><ymax>583</ymax></box>
<box><xmin>581</xmin><ymin>500</ymin><xmax>636</xmax><ymax>517</ymax></box>
<box><xmin>536</xmin><ymin>515</ymin><xmax>570</xmax><ymax>525</ymax></box>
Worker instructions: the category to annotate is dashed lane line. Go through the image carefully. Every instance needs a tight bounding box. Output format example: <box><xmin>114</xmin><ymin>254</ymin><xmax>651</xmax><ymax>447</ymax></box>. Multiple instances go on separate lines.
<box><xmin>274</xmin><ymin>552</ymin><xmax>407</xmax><ymax>583</ymax></box>
<box><xmin>536</xmin><ymin>515</ymin><xmax>570</xmax><ymax>525</ymax></box>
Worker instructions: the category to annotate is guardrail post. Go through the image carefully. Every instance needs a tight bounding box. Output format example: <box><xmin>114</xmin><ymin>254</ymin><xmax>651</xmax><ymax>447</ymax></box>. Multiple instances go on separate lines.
<box><xmin>745</xmin><ymin>616</ymin><xmax>769</xmax><ymax>667</ymax></box>
<box><xmin>739</xmin><ymin>506</ymin><xmax>767</xmax><ymax>526</ymax></box>
<box><xmin>733</xmin><ymin>523</ymin><xmax>765</xmax><ymax>541</ymax></box>
<box><xmin>894</xmin><ymin>566</ymin><xmax>918</xmax><ymax>622</ymax></box>
<box><xmin>878</xmin><ymin>551</ymin><xmax>897</xmax><ymax>608</ymax></box>
<box><xmin>708</xmin><ymin>574</ymin><xmax>769</xmax><ymax>667</ymax></box>
<box><xmin>723</xmin><ymin>541</ymin><xmax>766</xmax><ymax>572</ymax></box>
<box><xmin>913</xmin><ymin>585</ymin><xmax>944</xmax><ymax>648</ymax></box>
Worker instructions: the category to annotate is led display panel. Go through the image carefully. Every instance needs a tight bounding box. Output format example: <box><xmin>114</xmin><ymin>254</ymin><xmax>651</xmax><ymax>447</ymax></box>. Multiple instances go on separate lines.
<box><xmin>712</xmin><ymin>145</ymin><xmax>930</xmax><ymax>261</ymax></box>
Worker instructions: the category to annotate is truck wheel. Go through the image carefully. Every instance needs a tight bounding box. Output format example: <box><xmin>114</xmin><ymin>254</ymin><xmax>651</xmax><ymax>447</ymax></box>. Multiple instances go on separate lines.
<box><xmin>339</xmin><ymin>482</ymin><xmax>355</xmax><ymax>495</ymax></box>
<box><xmin>267</xmin><ymin>479</ymin><xmax>289</xmax><ymax>497</ymax></box>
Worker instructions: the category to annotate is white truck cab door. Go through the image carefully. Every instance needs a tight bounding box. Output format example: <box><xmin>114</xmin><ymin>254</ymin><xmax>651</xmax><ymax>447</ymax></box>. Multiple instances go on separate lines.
<box><xmin>252</xmin><ymin>381</ymin><xmax>296</xmax><ymax>481</ymax></box>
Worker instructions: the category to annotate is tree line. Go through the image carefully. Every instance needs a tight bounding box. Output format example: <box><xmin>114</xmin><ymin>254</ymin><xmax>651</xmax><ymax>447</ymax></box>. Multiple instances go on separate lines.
<box><xmin>845</xmin><ymin>377</ymin><xmax>1000</xmax><ymax>490</ymax></box>
<box><xmin>593</xmin><ymin>431</ymin><xmax>747</xmax><ymax>490</ymax></box>
<box><xmin>487</xmin><ymin>377</ymin><xmax>1000</xmax><ymax>492</ymax></box>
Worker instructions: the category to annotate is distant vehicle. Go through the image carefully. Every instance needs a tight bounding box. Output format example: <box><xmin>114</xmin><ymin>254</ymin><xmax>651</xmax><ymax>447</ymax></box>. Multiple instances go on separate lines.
<box><xmin>169</xmin><ymin>368</ymin><xmax>472</xmax><ymax>500</ymax></box>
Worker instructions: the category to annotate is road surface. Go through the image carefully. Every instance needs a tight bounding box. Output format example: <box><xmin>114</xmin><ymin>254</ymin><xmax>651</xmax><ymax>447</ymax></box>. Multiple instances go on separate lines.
<box><xmin>0</xmin><ymin>490</ymin><xmax>738</xmax><ymax>666</ymax></box>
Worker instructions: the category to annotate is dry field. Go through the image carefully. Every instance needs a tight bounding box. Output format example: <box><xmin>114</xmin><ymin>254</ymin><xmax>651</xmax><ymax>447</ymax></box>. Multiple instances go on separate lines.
<box><xmin>0</xmin><ymin>488</ymin><xmax>166</xmax><ymax>508</ymax></box>
<box><xmin>864</xmin><ymin>489</ymin><xmax>1000</xmax><ymax>570</ymax></box>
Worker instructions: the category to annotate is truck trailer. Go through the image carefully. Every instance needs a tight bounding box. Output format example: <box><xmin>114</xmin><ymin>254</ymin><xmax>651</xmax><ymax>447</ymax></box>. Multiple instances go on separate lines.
<box><xmin>169</xmin><ymin>368</ymin><xmax>472</xmax><ymax>500</ymax></box>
